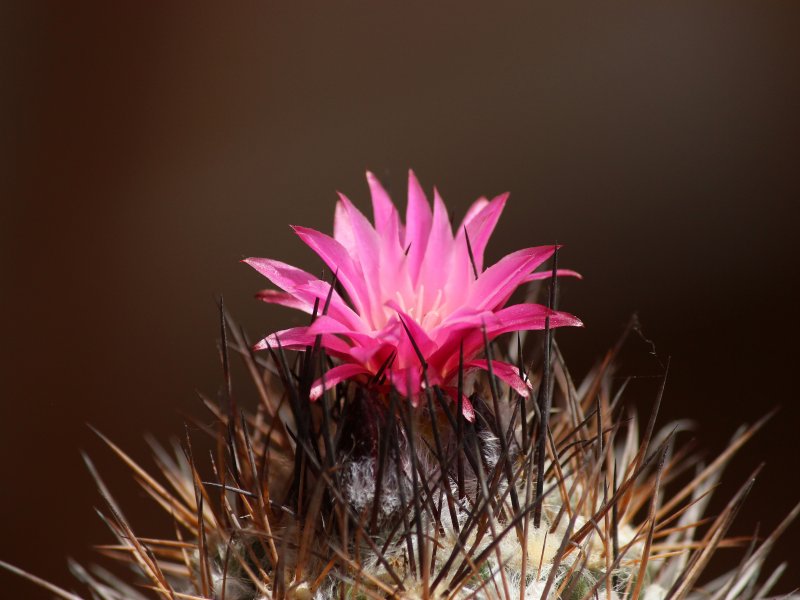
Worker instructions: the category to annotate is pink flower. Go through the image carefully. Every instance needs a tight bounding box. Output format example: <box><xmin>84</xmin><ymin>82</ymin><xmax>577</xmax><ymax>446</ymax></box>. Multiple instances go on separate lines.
<box><xmin>244</xmin><ymin>171</ymin><xmax>582</xmax><ymax>419</ymax></box>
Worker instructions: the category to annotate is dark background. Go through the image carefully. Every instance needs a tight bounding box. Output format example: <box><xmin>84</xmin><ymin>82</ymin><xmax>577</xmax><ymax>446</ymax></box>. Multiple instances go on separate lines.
<box><xmin>2</xmin><ymin>2</ymin><xmax>799</xmax><ymax>597</ymax></box>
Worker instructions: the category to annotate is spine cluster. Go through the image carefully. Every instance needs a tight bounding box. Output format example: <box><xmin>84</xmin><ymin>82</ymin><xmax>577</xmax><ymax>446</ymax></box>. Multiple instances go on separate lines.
<box><xmin>5</xmin><ymin>312</ymin><xmax>795</xmax><ymax>600</ymax></box>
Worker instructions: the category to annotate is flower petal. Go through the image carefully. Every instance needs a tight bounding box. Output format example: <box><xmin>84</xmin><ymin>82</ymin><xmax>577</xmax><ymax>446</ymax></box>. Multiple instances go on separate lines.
<box><xmin>255</xmin><ymin>289</ymin><xmax>308</xmax><ymax>312</ymax></box>
<box><xmin>465</xmin><ymin>359</ymin><xmax>532</xmax><ymax>397</ymax></box>
<box><xmin>337</xmin><ymin>195</ymin><xmax>387</xmax><ymax>325</ymax></box>
<box><xmin>447</xmin><ymin>193</ymin><xmax>508</xmax><ymax>302</ymax></box>
<box><xmin>243</xmin><ymin>257</ymin><xmax>315</xmax><ymax>291</ymax></box>
<box><xmin>385</xmin><ymin>366</ymin><xmax>424</xmax><ymax>403</ymax></box>
<box><xmin>385</xmin><ymin>301</ymin><xmax>440</xmax><ymax>364</ymax></box>
<box><xmin>307</xmin><ymin>314</ymin><xmax>381</xmax><ymax>348</ymax></box>
<box><xmin>418</xmin><ymin>188</ymin><xmax>455</xmax><ymax>303</ymax></box>
<box><xmin>404</xmin><ymin>170</ymin><xmax>433</xmax><ymax>283</ymax></box>
<box><xmin>442</xmin><ymin>386</ymin><xmax>476</xmax><ymax>422</ymax></box>
<box><xmin>469</xmin><ymin>245</ymin><xmax>557</xmax><ymax>311</ymax></box>
<box><xmin>244</xmin><ymin>257</ymin><xmax>362</xmax><ymax>330</ymax></box>
<box><xmin>459</xmin><ymin>192</ymin><xmax>508</xmax><ymax>273</ymax></box>
<box><xmin>459</xmin><ymin>197</ymin><xmax>489</xmax><ymax>229</ymax></box>
<box><xmin>366</xmin><ymin>170</ymin><xmax>400</xmax><ymax>241</ymax></box>
<box><xmin>523</xmin><ymin>268</ymin><xmax>583</xmax><ymax>282</ymax></box>
<box><xmin>333</xmin><ymin>199</ymin><xmax>357</xmax><ymax>256</ymax></box>
<box><xmin>254</xmin><ymin>326</ymin><xmax>352</xmax><ymax>357</ymax></box>
<box><xmin>487</xmin><ymin>303</ymin><xmax>584</xmax><ymax>337</ymax></box>
<box><xmin>366</xmin><ymin>174</ymin><xmax>414</xmax><ymax>312</ymax></box>
<box><xmin>310</xmin><ymin>364</ymin><xmax>370</xmax><ymax>401</ymax></box>
<box><xmin>461</xmin><ymin>393</ymin><xmax>476</xmax><ymax>422</ymax></box>
<box><xmin>292</xmin><ymin>226</ymin><xmax>370</xmax><ymax>316</ymax></box>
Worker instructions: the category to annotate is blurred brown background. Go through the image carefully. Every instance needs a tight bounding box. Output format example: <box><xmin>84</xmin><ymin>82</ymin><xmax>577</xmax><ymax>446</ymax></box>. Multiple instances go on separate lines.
<box><xmin>2</xmin><ymin>2</ymin><xmax>800</xmax><ymax>597</ymax></box>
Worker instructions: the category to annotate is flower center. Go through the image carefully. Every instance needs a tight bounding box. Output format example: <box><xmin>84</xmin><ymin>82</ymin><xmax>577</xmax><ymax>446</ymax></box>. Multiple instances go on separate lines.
<box><xmin>390</xmin><ymin>285</ymin><xmax>446</xmax><ymax>331</ymax></box>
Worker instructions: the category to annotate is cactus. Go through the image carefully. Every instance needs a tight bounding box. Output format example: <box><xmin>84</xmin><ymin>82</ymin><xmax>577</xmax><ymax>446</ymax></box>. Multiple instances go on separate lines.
<box><xmin>2</xmin><ymin>173</ymin><xmax>797</xmax><ymax>599</ymax></box>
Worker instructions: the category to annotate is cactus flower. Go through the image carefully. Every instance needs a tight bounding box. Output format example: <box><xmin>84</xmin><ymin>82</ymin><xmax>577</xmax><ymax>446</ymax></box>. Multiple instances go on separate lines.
<box><xmin>245</xmin><ymin>171</ymin><xmax>582</xmax><ymax>412</ymax></box>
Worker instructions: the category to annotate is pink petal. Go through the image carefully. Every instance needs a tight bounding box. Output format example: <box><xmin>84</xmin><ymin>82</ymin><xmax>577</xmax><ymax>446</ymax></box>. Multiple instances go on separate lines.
<box><xmin>442</xmin><ymin>386</ymin><xmax>476</xmax><ymax>422</ymax></box>
<box><xmin>338</xmin><ymin>194</ymin><xmax>379</xmax><ymax>252</ymax></box>
<box><xmin>433</xmin><ymin>329</ymin><xmax>486</xmax><ymax>380</ymax></box>
<box><xmin>293</xmin><ymin>280</ymin><xmax>364</xmax><ymax>330</ymax></box>
<box><xmin>348</xmin><ymin>343</ymin><xmax>395</xmax><ymax>369</ymax></box>
<box><xmin>244</xmin><ymin>257</ymin><xmax>362</xmax><ymax>330</ymax></box>
<box><xmin>465</xmin><ymin>359</ymin><xmax>532</xmax><ymax>397</ymax></box>
<box><xmin>243</xmin><ymin>257</ymin><xmax>316</xmax><ymax>291</ymax></box>
<box><xmin>426</xmin><ymin>308</ymin><xmax>498</xmax><ymax>363</ymax></box>
<box><xmin>338</xmin><ymin>192</ymin><xmax>414</xmax><ymax>327</ymax></box>
<box><xmin>434</xmin><ymin>307</ymin><xmax>494</xmax><ymax>333</ymax></box>
<box><xmin>310</xmin><ymin>363</ymin><xmax>370</xmax><ymax>401</ymax></box>
<box><xmin>461</xmin><ymin>393</ymin><xmax>476</xmax><ymax>422</ymax></box>
<box><xmin>333</xmin><ymin>199</ymin><xmax>357</xmax><ymax>256</ymax></box>
<box><xmin>307</xmin><ymin>314</ymin><xmax>381</xmax><ymax>348</ymax></box>
<box><xmin>255</xmin><ymin>289</ymin><xmax>308</xmax><ymax>311</ymax></box>
<box><xmin>367</xmin><ymin>174</ymin><xmax>413</xmax><ymax>308</ymax></box>
<box><xmin>404</xmin><ymin>170</ymin><xmax>433</xmax><ymax>283</ymax></box>
<box><xmin>459</xmin><ymin>197</ymin><xmax>489</xmax><ymax>228</ymax></box>
<box><xmin>254</xmin><ymin>326</ymin><xmax>352</xmax><ymax>357</ymax></box>
<box><xmin>469</xmin><ymin>245</ymin><xmax>557</xmax><ymax>311</ymax></box>
<box><xmin>523</xmin><ymin>268</ymin><xmax>583</xmax><ymax>282</ymax></box>
<box><xmin>426</xmin><ymin>304</ymin><xmax>580</xmax><ymax>370</ymax></box>
<box><xmin>385</xmin><ymin>366</ymin><xmax>424</xmax><ymax>402</ymax></box>
<box><xmin>418</xmin><ymin>188</ymin><xmax>455</xmax><ymax>302</ymax></box>
<box><xmin>447</xmin><ymin>193</ymin><xmax>508</xmax><ymax>300</ymax></box>
<box><xmin>366</xmin><ymin>171</ymin><xmax>400</xmax><ymax>239</ymax></box>
<box><xmin>385</xmin><ymin>301</ymin><xmax>440</xmax><ymax>363</ymax></box>
<box><xmin>292</xmin><ymin>226</ymin><xmax>370</xmax><ymax>316</ymax></box>
<box><xmin>459</xmin><ymin>192</ymin><xmax>508</xmax><ymax>273</ymax></box>
<box><xmin>431</xmin><ymin>305</ymin><xmax>582</xmax><ymax>377</ymax></box>
<box><xmin>306</xmin><ymin>314</ymin><xmax>357</xmax><ymax>335</ymax></box>
<box><xmin>487</xmin><ymin>303</ymin><xmax>584</xmax><ymax>337</ymax></box>
<box><xmin>337</xmin><ymin>195</ymin><xmax>386</xmax><ymax>326</ymax></box>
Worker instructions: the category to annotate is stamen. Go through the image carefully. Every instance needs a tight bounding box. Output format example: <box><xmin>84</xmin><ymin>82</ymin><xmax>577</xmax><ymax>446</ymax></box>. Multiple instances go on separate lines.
<box><xmin>414</xmin><ymin>284</ymin><xmax>425</xmax><ymax>319</ymax></box>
